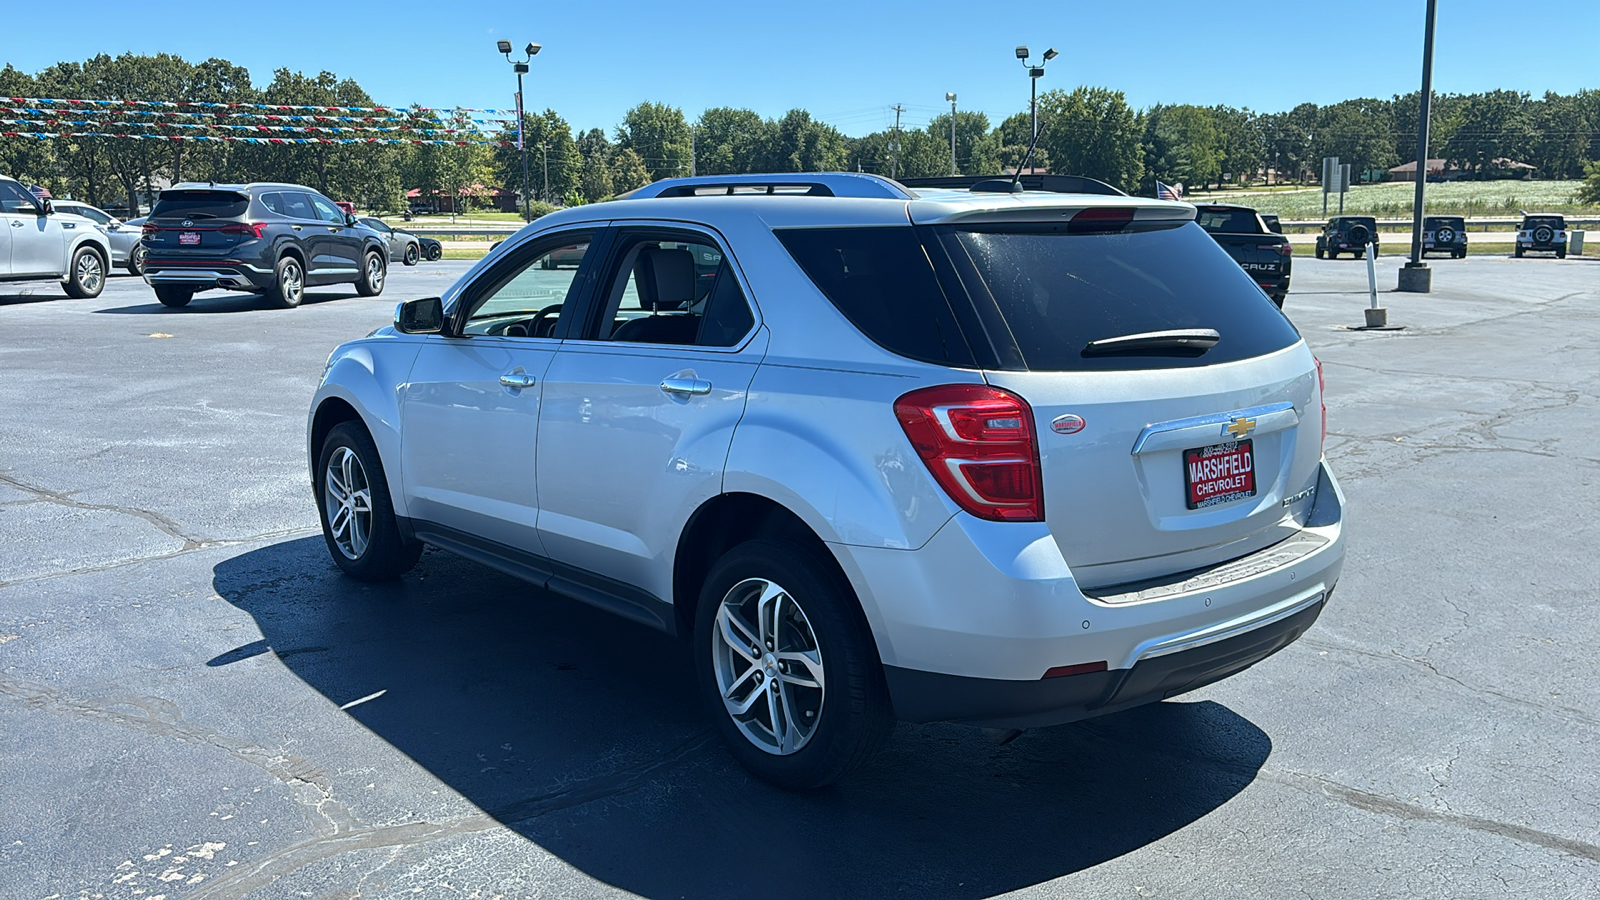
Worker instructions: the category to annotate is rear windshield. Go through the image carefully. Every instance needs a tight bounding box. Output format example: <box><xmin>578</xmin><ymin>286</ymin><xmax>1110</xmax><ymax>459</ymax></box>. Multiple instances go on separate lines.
<box><xmin>1193</xmin><ymin>208</ymin><xmax>1262</xmax><ymax>234</ymax></box>
<box><xmin>775</xmin><ymin>227</ymin><xmax>975</xmax><ymax>367</ymax></box>
<box><xmin>1524</xmin><ymin>216</ymin><xmax>1565</xmax><ymax>228</ymax></box>
<box><xmin>938</xmin><ymin>222</ymin><xmax>1299</xmax><ymax>372</ymax></box>
<box><xmin>150</xmin><ymin>190</ymin><xmax>249</xmax><ymax>220</ymax></box>
<box><xmin>1425</xmin><ymin>217</ymin><xmax>1462</xmax><ymax>227</ymax></box>
<box><xmin>1338</xmin><ymin>217</ymin><xmax>1377</xmax><ymax>229</ymax></box>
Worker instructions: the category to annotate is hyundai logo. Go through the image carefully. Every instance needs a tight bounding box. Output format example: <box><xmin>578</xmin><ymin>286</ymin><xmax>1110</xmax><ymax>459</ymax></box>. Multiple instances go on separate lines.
<box><xmin>182</xmin><ymin>220</ymin><xmax>193</xmax><ymax>227</ymax></box>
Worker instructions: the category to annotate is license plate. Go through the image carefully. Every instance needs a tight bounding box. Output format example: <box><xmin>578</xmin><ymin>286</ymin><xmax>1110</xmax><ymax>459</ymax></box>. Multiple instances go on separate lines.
<box><xmin>1184</xmin><ymin>439</ymin><xmax>1256</xmax><ymax>509</ymax></box>
<box><xmin>179</xmin><ymin>231</ymin><xmax>200</xmax><ymax>245</ymax></box>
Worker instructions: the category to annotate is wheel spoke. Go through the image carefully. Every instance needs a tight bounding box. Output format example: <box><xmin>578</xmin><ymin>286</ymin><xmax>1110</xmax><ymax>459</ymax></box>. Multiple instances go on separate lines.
<box><xmin>325</xmin><ymin>469</ymin><xmax>348</xmax><ymax>504</ymax></box>
<box><xmin>766</xmin><ymin>680</ymin><xmax>786</xmax><ymax>750</ymax></box>
<box><xmin>777</xmin><ymin>650</ymin><xmax>824</xmax><ymax>690</ymax></box>
<box><xmin>756</xmin><ymin>581</ymin><xmax>785</xmax><ymax>650</ymax></box>
<box><xmin>717</xmin><ymin>606</ymin><xmax>760</xmax><ymax>661</ymax></box>
<box><xmin>725</xmin><ymin>672</ymin><xmax>766</xmax><ymax>716</ymax></box>
<box><xmin>328</xmin><ymin>504</ymin><xmax>350</xmax><ymax>538</ymax></box>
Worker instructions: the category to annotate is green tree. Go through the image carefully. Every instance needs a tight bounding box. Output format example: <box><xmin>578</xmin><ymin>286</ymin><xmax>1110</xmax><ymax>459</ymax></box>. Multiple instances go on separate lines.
<box><xmin>610</xmin><ymin>147</ymin><xmax>650</xmax><ymax>193</ymax></box>
<box><xmin>1443</xmin><ymin>90</ymin><xmax>1533</xmax><ymax>175</ymax></box>
<box><xmin>616</xmin><ymin>101</ymin><xmax>691</xmax><ymax>180</ymax></box>
<box><xmin>0</xmin><ymin>65</ymin><xmax>54</xmax><ymax>188</ymax></box>
<box><xmin>1210</xmin><ymin>105</ymin><xmax>1262</xmax><ymax>186</ymax></box>
<box><xmin>33</xmin><ymin>61</ymin><xmax>116</xmax><ymax>206</ymax></box>
<box><xmin>82</xmin><ymin>53</ymin><xmax>194</xmax><ymax>215</ymax></box>
<box><xmin>174</xmin><ymin>57</ymin><xmax>258</xmax><ymax>186</ymax></box>
<box><xmin>989</xmin><ymin>111</ymin><xmax>1049</xmax><ymax>173</ymax></box>
<box><xmin>492</xmin><ymin>108</ymin><xmax>579</xmax><ymax>206</ymax></box>
<box><xmin>925</xmin><ymin>110</ymin><xmax>991</xmax><ymax>175</ymax></box>
<box><xmin>1577</xmin><ymin>160</ymin><xmax>1600</xmax><ymax>203</ymax></box>
<box><xmin>764</xmin><ymin>109</ymin><xmax>849</xmax><ymax>172</ymax></box>
<box><xmin>1036</xmin><ymin>86</ymin><xmax>1144</xmax><ymax>191</ymax></box>
<box><xmin>693</xmin><ymin>107</ymin><xmax>772</xmax><ymax>175</ymax></box>
<box><xmin>1313</xmin><ymin>99</ymin><xmax>1395</xmax><ymax>180</ymax></box>
<box><xmin>1526</xmin><ymin>92</ymin><xmax>1590</xmax><ymax>179</ymax></box>
<box><xmin>1144</xmin><ymin>104</ymin><xmax>1221</xmax><ymax>190</ymax></box>
<box><xmin>576</xmin><ymin>128</ymin><xmax>614</xmax><ymax>202</ymax></box>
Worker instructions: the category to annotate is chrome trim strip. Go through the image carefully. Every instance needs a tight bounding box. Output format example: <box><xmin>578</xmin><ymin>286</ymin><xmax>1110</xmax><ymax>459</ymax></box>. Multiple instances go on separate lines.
<box><xmin>144</xmin><ymin>270</ymin><xmax>235</xmax><ymax>281</ymax></box>
<box><xmin>1131</xmin><ymin>586</ymin><xmax>1326</xmax><ymax>663</ymax></box>
<box><xmin>1130</xmin><ymin>400</ymin><xmax>1297</xmax><ymax>455</ymax></box>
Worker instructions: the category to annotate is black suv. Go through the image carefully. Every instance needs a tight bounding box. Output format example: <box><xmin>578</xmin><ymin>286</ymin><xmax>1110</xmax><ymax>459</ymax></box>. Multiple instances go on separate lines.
<box><xmin>1315</xmin><ymin>216</ymin><xmax>1379</xmax><ymax>259</ymax></box>
<box><xmin>1516</xmin><ymin>214</ymin><xmax>1568</xmax><ymax>258</ymax></box>
<box><xmin>1422</xmin><ymin>216</ymin><xmax>1467</xmax><ymax>258</ymax></box>
<box><xmin>141</xmin><ymin>183</ymin><xmax>389</xmax><ymax>308</ymax></box>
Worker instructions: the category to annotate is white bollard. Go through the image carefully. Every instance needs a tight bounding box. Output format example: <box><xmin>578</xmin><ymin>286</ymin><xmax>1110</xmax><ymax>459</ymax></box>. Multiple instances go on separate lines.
<box><xmin>1363</xmin><ymin>242</ymin><xmax>1389</xmax><ymax>327</ymax></box>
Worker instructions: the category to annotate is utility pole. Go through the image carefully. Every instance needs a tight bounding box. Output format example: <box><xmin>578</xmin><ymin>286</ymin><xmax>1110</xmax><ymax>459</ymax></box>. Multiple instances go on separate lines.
<box><xmin>890</xmin><ymin>104</ymin><xmax>904</xmax><ymax>179</ymax></box>
<box><xmin>541</xmin><ymin>141</ymin><xmax>549</xmax><ymax>204</ymax></box>
<box><xmin>690</xmin><ymin>125</ymin><xmax>696</xmax><ymax>177</ymax></box>
<box><xmin>1400</xmin><ymin>0</ymin><xmax>1439</xmax><ymax>293</ymax></box>
<box><xmin>946</xmin><ymin>93</ymin><xmax>958</xmax><ymax>175</ymax></box>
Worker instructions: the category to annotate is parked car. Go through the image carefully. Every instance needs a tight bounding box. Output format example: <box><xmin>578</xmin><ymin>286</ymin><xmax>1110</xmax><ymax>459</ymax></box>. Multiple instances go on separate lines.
<box><xmin>357</xmin><ymin>217</ymin><xmax>422</xmax><ymax>266</ymax></box>
<box><xmin>1191</xmin><ymin>204</ymin><xmax>1293</xmax><ymax>307</ymax></box>
<box><xmin>141</xmin><ymin>182</ymin><xmax>389</xmax><ymax>308</ymax></box>
<box><xmin>1315</xmin><ymin>216</ymin><xmax>1379</xmax><ymax>259</ymax></box>
<box><xmin>1259</xmin><ymin>213</ymin><xmax>1283</xmax><ymax>234</ymax></box>
<box><xmin>309</xmin><ymin>172</ymin><xmax>1345</xmax><ymax>789</ymax></box>
<box><xmin>1515</xmin><ymin>214</ymin><xmax>1568</xmax><ymax>258</ymax></box>
<box><xmin>0</xmin><ymin>174</ymin><xmax>113</xmax><ymax>299</ymax></box>
<box><xmin>1421</xmin><ymin>215</ymin><xmax>1467</xmax><ymax>259</ymax></box>
<box><xmin>334</xmin><ymin>201</ymin><xmax>357</xmax><ymax>217</ymax></box>
<box><xmin>418</xmin><ymin>236</ymin><xmax>442</xmax><ymax>261</ymax></box>
<box><xmin>50</xmin><ymin>200</ymin><xmax>148</xmax><ymax>274</ymax></box>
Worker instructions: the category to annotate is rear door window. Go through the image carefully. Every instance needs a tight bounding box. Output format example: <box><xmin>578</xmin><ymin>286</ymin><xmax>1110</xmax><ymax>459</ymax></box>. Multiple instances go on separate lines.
<box><xmin>938</xmin><ymin>222</ymin><xmax>1299</xmax><ymax>372</ymax></box>
<box><xmin>150</xmin><ymin>190</ymin><xmax>249</xmax><ymax>220</ymax></box>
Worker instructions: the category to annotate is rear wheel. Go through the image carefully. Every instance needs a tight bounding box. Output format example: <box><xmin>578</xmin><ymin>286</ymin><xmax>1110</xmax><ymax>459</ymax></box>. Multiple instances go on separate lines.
<box><xmin>1557</xmin><ymin>246</ymin><xmax>1567</xmax><ymax>259</ymax></box>
<box><xmin>127</xmin><ymin>244</ymin><xmax>146</xmax><ymax>276</ymax></box>
<box><xmin>695</xmin><ymin>540</ymin><xmax>894</xmax><ymax>790</ymax></box>
<box><xmin>64</xmin><ymin>246</ymin><xmax>105</xmax><ymax>299</ymax></box>
<box><xmin>426</xmin><ymin>243</ymin><xmax>442</xmax><ymax>261</ymax></box>
<box><xmin>316</xmin><ymin>422</ymin><xmax>422</xmax><ymax>581</ymax></box>
<box><xmin>154</xmin><ymin>285</ymin><xmax>194</xmax><ymax>308</ymax></box>
<box><xmin>356</xmin><ymin>251</ymin><xmax>386</xmax><ymax>296</ymax></box>
<box><xmin>269</xmin><ymin>256</ymin><xmax>305</xmax><ymax>308</ymax></box>
<box><xmin>1514</xmin><ymin>245</ymin><xmax>1524</xmax><ymax>258</ymax></box>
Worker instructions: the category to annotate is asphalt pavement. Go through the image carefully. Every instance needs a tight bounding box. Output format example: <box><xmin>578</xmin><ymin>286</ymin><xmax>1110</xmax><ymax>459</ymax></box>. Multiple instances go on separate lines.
<box><xmin>1</xmin><ymin>252</ymin><xmax>1597</xmax><ymax>898</ymax></box>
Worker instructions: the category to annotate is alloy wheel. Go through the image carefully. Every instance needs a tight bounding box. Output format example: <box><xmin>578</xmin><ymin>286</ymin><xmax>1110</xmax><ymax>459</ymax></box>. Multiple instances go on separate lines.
<box><xmin>324</xmin><ymin>446</ymin><xmax>373</xmax><ymax>560</ymax></box>
<box><xmin>283</xmin><ymin>261</ymin><xmax>303</xmax><ymax>303</ymax></box>
<box><xmin>77</xmin><ymin>252</ymin><xmax>103</xmax><ymax>293</ymax></box>
<box><xmin>711</xmin><ymin>578</ymin><xmax>826</xmax><ymax>755</ymax></box>
<box><xmin>367</xmin><ymin>255</ymin><xmax>385</xmax><ymax>291</ymax></box>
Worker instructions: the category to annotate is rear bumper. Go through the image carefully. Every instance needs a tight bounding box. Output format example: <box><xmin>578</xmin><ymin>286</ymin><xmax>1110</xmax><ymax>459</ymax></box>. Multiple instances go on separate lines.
<box><xmin>835</xmin><ymin>460</ymin><xmax>1345</xmax><ymax>726</ymax></box>
<box><xmin>143</xmin><ymin>260</ymin><xmax>274</xmax><ymax>292</ymax></box>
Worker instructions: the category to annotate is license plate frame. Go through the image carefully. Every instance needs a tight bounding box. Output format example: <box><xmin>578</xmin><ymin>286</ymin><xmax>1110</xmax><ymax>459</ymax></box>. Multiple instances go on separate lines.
<box><xmin>178</xmin><ymin>231</ymin><xmax>200</xmax><ymax>245</ymax></box>
<box><xmin>1183</xmin><ymin>439</ymin><xmax>1256</xmax><ymax>509</ymax></box>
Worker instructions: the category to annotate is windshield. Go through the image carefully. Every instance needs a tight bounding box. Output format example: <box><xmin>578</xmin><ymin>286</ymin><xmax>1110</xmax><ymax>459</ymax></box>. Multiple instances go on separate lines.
<box><xmin>150</xmin><ymin>190</ymin><xmax>249</xmax><ymax>220</ymax></box>
<box><xmin>940</xmin><ymin>221</ymin><xmax>1299</xmax><ymax>372</ymax></box>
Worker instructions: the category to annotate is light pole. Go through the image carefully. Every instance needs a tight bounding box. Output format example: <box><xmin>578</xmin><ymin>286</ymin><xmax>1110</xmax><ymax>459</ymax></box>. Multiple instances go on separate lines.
<box><xmin>1399</xmin><ymin>0</ymin><xmax>1438</xmax><ymax>293</ymax></box>
<box><xmin>1016</xmin><ymin>46</ymin><xmax>1057</xmax><ymax>150</ymax></box>
<box><xmin>497</xmin><ymin>39</ymin><xmax>541</xmax><ymax>221</ymax></box>
<box><xmin>945</xmin><ymin>93</ymin><xmax>958</xmax><ymax>175</ymax></box>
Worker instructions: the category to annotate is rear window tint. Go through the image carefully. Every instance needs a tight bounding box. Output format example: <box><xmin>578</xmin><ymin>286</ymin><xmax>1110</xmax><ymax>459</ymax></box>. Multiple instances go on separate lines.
<box><xmin>151</xmin><ymin>190</ymin><xmax>248</xmax><ymax>220</ymax></box>
<box><xmin>1336</xmin><ymin>217</ymin><xmax>1377</xmax><ymax>230</ymax></box>
<box><xmin>1194</xmin><ymin>208</ymin><xmax>1262</xmax><ymax>234</ymax></box>
<box><xmin>1524</xmin><ymin>216</ymin><xmax>1564</xmax><ymax>229</ymax></box>
<box><xmin>1425</xmin><ymin>217</ymin><xmax>1463</xmax><ymax>227</ymax></box>
<box><xmin>776</xmin><ymin>227</ymin><xmax>974</xmax><ymax>367</ymax></box>
<box><xmin>940</xmin><ymin>222</ymin><xmax>1299</xmax><ymax>372</ymax></box>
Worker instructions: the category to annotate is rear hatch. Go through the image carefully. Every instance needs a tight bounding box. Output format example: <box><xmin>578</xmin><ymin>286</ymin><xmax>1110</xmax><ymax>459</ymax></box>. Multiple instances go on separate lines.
<box><xmin>143</xmin><ymin>189</ymin><xmax>253</xmax><ymax>260</ymax></box>
<box><xmin>920</xmin><ymin>202</ymin><xmax>1323</xmax><ymax>589</ymax></box>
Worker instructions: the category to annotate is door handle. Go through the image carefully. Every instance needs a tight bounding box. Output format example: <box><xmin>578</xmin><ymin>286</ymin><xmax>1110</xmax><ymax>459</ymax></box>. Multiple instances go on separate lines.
<box><xmin>9</xmin><ymin>221</ymin><xmax>21</xmax><ymax>228</ymax></box>
<box><xmin>292</xmin><ymin>225</ymin><xmax>303</xmax><ymax>231</ymax></box>
<box><xmin>499</xmin><ymin>373</ymin><xmax>537</xmax><ymax>389</ymax></box>
<box><xmin>660</xmin><ymin>376</ymin><xmax>712</xmax><ymax>396</ymax></box>
<box><xmin>327</xmin><ymin>226</ymin><xmax>340</xmax><ymax>233</ymax></box>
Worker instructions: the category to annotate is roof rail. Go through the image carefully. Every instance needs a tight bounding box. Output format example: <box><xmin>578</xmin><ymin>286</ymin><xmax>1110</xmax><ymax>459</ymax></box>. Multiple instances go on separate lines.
<box><xmin>622</xmin><ymin>172</ymin><xmax>915</xmax><ymax>201</ymax></box>
<box><xmin>898</xmin><ymin>174</ymin><xmax>1127</xmax><ymax>197</ymax></box>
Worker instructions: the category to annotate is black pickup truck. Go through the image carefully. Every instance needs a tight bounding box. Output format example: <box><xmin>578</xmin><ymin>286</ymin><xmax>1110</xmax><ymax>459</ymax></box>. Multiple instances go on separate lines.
<box><xmin>1192</xmin><ymin>204</ymin><xmax>1292</xmax><ymax>307</ymax></box>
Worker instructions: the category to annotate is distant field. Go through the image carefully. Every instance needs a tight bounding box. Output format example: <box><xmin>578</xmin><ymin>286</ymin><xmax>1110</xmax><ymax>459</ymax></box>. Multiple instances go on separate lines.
<box><xmin>1190</xmin><ymin>180</ymin><xmax>1594</xmax><ymax>218</ymax></box>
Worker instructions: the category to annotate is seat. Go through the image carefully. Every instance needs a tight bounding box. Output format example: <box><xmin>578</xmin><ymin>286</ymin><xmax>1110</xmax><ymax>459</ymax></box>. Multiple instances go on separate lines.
<box><xmin>612</xmin><ymin>247</ymin><xmax>701</xmax><ymax>345</ymax></box>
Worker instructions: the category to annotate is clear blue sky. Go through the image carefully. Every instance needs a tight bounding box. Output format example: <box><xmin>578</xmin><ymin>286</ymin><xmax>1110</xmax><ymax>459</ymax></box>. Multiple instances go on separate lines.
<box><xmin>5</xmin><ymin>0</ymin><xmax>1596</xmax><ymax>137</ymax></box>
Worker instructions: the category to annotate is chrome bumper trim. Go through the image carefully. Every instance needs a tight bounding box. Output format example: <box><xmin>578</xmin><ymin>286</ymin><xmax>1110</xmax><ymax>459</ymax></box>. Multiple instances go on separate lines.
<box><xmin>1132</xmin><ymin>585</ymin><xmax>1326</xmax><ymax>662</ymax></box>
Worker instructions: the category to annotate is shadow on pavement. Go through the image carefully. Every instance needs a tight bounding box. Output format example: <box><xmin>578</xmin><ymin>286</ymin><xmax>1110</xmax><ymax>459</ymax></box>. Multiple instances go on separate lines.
<box><xmin>214</xmin><ymin>536</ymin><xmax>1271</xmax><ymax>898</ymax></box>
<box><xmin>94</xmin><ymin>291</ymin><xmax>355</xmax><ymax>314</ymax></box>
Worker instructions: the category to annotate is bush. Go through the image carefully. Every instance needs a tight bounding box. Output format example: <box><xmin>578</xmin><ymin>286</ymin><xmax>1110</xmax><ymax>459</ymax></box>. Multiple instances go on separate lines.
<box><xmin>527</xmin><ymin>201</ymin><xmax>558</xmax><ymax>220</ymax></box>
<box><xmin>1579</xmin><ymin>161</ymin><xmax>1600</xmax><ymax>205</ymax></box>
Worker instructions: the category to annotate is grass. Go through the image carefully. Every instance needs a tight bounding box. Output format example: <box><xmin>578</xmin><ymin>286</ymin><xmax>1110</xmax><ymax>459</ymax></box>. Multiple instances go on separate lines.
<box><xmin>1189</xmin><ymin>180</ymin><xmax>1595</xmax><ymax>219</ymax></box>
<box><xmin>1290</xmin><ymin>242</ymin><xmax>1586</xmax><ymax>257</ymax></box>
<box><xmin>441</xmin><ymin>248</ymin><xmax>491</xmax><ymax>260</ymax></box>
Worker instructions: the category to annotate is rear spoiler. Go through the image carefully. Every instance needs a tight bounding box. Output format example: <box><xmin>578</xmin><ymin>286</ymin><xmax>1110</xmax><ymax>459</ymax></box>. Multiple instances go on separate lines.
<box><xmin>898</xmin><ymin>174</ymin><xmax>1126</xmax><ymax>197</ymax></box>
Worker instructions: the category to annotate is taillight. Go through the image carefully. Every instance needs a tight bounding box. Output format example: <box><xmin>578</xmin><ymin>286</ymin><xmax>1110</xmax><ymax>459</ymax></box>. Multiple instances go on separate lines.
<box><xmin>1314</xmin><ymin>357</ymin><xmax>1327</xmax><ymax>457</ymax></box>
<box><xmin>141</xmin><ymin>222</ymin><xmax>159</xmax><ymax>235</ymax></box>
<box><xmin>220</xmin><ymin>222</ymin><xmax>268</xmax><ymax>239</ymax></box>
<box><xmin>894</xmin><ymin>384</ymin><xmax>1043</xmax><ymax>522</ymax></box>
<box><xmin>1257</xmin><ymin>243</ymin><xmax>1292</xmax><ymax>256</ymax></box>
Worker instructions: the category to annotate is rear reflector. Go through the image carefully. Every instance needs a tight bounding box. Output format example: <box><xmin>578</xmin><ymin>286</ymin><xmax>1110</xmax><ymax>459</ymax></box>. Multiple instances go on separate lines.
<box><xmin>1043</xmin><ymin>661</ymin><xmax>1108</xmax><ymax>679</ymax></box>
<box><xmin>895</xmin><ymin>384</ymin><xmax>1043</xmax><ymax>522</ymax></box>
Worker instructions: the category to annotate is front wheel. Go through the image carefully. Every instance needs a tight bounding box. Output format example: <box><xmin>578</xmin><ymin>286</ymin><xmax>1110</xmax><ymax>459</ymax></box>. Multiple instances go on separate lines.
<box><xmin>695</xmin><ymin>540</ymin><xmax>894</xmax><ymax>790</ymax></box>
<box><xmin>316</xmin><ymin>422</ymin><xmax>422</xmax><ymax>580</ymax></box>
<box><xmin>402</xmin><ymin>243</ymin><xmax>419</xmax><ymax>266</ymax></box>
<box><xmin>356</xmin><ymin>251</ymin><xmax>386</xmax><ymax>296</ymax></box>
<box><xmin>64</xmin><ymin>246</ymin><xmax>106</xmax><ymax>299</ymax></box>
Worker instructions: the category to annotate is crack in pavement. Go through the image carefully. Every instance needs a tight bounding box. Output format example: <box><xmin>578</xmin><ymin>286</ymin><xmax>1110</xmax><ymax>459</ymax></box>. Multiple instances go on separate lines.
<box><xmin>0</xmin><ymin>470</ymin><xmax>205</xmax><ymax>547</ymax></box>
<box><xmin>0</xmin><ymin>526</ymin><xmax>320</xmax><ymax>590</ymax></box>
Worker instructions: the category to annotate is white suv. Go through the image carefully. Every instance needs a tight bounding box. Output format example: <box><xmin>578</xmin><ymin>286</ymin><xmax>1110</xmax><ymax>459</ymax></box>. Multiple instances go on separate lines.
<box><xmin>0</xmin><ymin>175</ymin><xmax>113</xmax><ymax>299</ymax></box>
<box><xmin>309</xmin><ymin>173</ymin><xmax>1345</xmax><ymax>788</ymax></box>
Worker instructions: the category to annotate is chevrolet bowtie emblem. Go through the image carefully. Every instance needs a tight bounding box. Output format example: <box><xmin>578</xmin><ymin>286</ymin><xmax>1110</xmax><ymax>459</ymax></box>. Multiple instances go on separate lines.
<box><xmin>1226</xmin><ymin>416</ymin><xmax>1257</xmax><ymax>439</ymax></box>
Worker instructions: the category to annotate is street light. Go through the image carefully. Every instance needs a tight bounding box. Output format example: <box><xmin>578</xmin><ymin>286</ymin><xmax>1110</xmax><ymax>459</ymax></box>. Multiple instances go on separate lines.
<box><xmin>497</xmin><ymin>39</ymin><xmax>542</xmax><ymax>221</ymax></box>
<box><xmin>1016</xmin><ymin>46</ymin><xmax>1057</xmax><ymax>151</ymax></box>
<box><xmin>945</xmin><ymin>93</ymin><xmax>958</xmax><ymax>175</ymax></box>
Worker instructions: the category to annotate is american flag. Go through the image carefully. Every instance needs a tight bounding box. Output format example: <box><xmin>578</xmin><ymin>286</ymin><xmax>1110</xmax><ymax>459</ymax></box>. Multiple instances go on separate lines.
<box><xmin>1156</xmin><ymin>180</ymin><xmax>1182</xmax><ymax>201</ymax></box>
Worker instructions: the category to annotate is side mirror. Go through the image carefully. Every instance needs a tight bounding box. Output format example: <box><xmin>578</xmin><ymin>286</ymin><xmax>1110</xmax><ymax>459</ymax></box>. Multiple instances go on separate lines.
<box><xmin>36</xmin><ymin>198</ymin><xmax>52</xmax><ymax>216</ymax></box>
<box><xmin>395</xmin><ymin>296</ymin><xmax>445</xmax><ymax>334</ymax></box>
<box><xmin>345</xmin><ymin>213</ymin><xmax>358</xmax><ymax>227</ymax></box>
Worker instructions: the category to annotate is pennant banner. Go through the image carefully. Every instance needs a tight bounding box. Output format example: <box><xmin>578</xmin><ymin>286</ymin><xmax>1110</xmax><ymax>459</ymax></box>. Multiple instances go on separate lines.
<box><xmin>8</xmin><ymin>97</ymin><xmax>521</xmax><ymax>115</ymax></box>
<box><xmin>0</xmin><ymin>130</ymin><xmax>512</xmax><ymax>146</ymax></box>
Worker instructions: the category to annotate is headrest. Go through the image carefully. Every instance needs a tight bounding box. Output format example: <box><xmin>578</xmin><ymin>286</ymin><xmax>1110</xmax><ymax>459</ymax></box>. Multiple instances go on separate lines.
<box><xmin>637</xmin><ymin>247</ymin><xmax>696</xmax><ymax>311</ymax></box>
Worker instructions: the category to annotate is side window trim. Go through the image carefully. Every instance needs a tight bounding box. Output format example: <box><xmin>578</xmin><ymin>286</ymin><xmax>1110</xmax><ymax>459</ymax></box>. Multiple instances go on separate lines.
<box><xmin>569</xmin><ymin>221</ymin><xmax>760</xmax><ymax>351</ymax></box>
<box><xmin>446</xmin><ymin>226</ymin><xmax>610</xmax><ymax>341</ymax></box>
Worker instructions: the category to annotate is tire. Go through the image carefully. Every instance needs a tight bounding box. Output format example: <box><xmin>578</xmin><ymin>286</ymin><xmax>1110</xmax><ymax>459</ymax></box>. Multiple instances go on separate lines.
<box><xmin>63</xmin><ymin>246</ymin><xmax>106</xmax><ymax>299</ymax></box>
<box><xmin>127</xmin><ymin>244</ymin><xmax>146</xmax><ymax>276</ymax></box>
<box><xmin>356</xmin><ymin>251</ymin><xmax>386</xmax><ymax>297</ymax></box>
<box><xmin>1557</xmin><ymin>246</ymin><xmax>1567</xmax><ymax>259</ymax></box>
<box><xmin>154</xmin><ymin>285</ymin><xmax>194</xmax><ymax>308</ymax></box>
<box><xmin>402</xmin><ymin>242</ymin><xmax>419</xmax><ymax>266</ymax></box>
<box><xmin>426</xmin><ymin>243</ymin><xmax>442</xmax><ymax>261</ymax></box>
<box><xmin>1270</xmin><ymin>293</ymin><xmax>1286</xmax><ymax>309</ymax></box>
<box><xmin>1514</xmin><ymin>245</ymin><xmax>1524</xmax><ymax>258</ymax></box>
<box><xmin>1314</xmin><ymin>245</ymin><xmax>1325</xmax><ymax>260</ymax></box>
<box><xmin>269</xmin><ymin>255</ymin><xmax>305</xmax><ymax>308</ymax></box>
<box><xmin>316</xmin><ymin>421</ymin><xmax>422</xmax><ymax>581</ymax></box>
<box><xmin>1347</xmin><ymin>225</ymin><xmax>1371</xmax><ymax>247</ymax></box>
<box><xmin>694</xmin><ymin>539</ymin><xmax>894</xmax><ymax>790</ymax></box>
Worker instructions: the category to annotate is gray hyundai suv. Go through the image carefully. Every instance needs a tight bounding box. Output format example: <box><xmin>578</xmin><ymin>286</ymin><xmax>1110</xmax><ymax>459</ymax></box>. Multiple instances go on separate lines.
<box><xmin>309</xmin><ymin>172</ymin><xmax>1346</xmax><ymax>788</ymax></box>
<box><xmin>142</xmin><ymin>182</ymin><xmax>389</xmax><ymax>308</ymax></box>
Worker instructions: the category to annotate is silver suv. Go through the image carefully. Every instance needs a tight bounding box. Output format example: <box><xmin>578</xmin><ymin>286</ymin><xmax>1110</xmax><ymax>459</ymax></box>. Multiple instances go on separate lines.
<box><xmin>0</xmin><ymin>175</ymin><xmax>113</xmax><ymax>299</ymax></box>
<box><xmin>309</xmin><ymin>173</ymin><xmax>1346</xmax><ymax>788</ymax></box>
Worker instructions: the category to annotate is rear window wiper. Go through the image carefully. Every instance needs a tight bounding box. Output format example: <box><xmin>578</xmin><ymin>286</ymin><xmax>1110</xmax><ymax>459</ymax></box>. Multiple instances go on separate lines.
<box><xmin>1083</xmin><ymin>328</ymin><xmax>1220</xmax><ymax>355</ymax></box>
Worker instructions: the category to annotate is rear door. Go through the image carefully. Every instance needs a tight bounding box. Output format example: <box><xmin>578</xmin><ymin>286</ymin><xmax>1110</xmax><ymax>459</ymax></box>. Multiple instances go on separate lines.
<box><xmin>931</xmin><ymin>217</ymin><xmax>1323</xmax><ymax>589</ymax></box>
